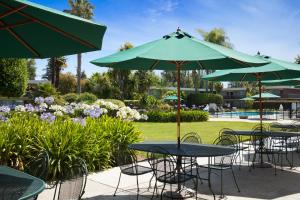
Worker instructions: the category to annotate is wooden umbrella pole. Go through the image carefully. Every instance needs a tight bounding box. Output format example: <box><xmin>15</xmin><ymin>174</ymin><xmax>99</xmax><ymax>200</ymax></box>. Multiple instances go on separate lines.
<box><xmin>176</xmin><ymin>63</ymin><xmax>181</xmax><ymax>148</ymax></box>
<box><xmin>258</xmin><ymin>78</ymin><xmax>263</xmax><ymax>133</ymax></box>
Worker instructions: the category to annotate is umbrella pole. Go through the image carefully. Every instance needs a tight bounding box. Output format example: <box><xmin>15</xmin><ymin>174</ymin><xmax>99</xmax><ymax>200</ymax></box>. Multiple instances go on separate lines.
<box><xmin>176</xmin><ymin>63</ymin><xmax>181</xmax><ymax>148</ymax></box>
<box><xmin>258</xmin><ymin>78</ymin><xmax>263</xmax><ymax>133</ymax></box>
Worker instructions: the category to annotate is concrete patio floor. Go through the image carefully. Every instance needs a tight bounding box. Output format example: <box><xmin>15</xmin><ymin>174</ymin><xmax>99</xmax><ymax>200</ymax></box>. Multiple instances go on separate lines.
<box><xmin>37</xmin><ymin>152</ymin><xmax>300</xmax><ymax>200</ymax></box>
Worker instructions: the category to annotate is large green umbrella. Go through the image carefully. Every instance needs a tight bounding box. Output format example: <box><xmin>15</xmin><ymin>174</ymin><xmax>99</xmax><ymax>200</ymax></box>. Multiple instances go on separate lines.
<box><xmin>203</xmin><ymin>55</ymin><xmax>300</xmax><ymax>131</ymax></box>
<box><xmin>0</xmin><ymin>0</ymin><xmax>106</xmax><ymax>58</ymax></box>
<box><xmin>91</xmin><ymin>29</ymin><xmax>268</xmax><ymax>147</ymax></box>
<box><xmin>262</xmin><ymin>78</ymin><xmax>300</xmax><ymax>86</ymax></box>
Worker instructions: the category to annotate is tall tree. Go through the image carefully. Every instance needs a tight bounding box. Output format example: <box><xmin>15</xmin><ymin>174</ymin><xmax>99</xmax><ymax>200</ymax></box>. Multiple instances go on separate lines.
<box><xmin>108</xmin><ymin>42</ymin><xmax>134</xmax><ymax>99</ymax></box>
<box><xmin>65</xmin><ymin>0</ymin><xmax>94</xmax><ymax>94</ymax></box>
<box><xmin>133</xmin><ymin>71</ymin><xmax>159</xmax><ymax>94</ymax></box>
<box><xmin>27</xmin><ymin>59</ymin><xmax>36</xmax><ymax>80</ymax></box>
<box><xmin>43</xmin><ymin>57</ymin><xmax>67</xmax><ymax>88</ymax></box>
<box><xmin>197</xmin><ymin>27</ymin><xmax>233</xmax><ymax>92</ymax></box>
<box><xmin>296</xmin><ymin>55</ymin><xmax>300</xmax><ymax>64</ymax></box>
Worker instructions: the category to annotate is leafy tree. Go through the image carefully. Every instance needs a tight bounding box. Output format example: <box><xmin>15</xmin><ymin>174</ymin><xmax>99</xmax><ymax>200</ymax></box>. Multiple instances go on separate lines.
<box><xmin>65</xmin><ymin>0</ymin><xmax>94</xmax><ymax>94</ymax></box>
<box><xmin>133</xmin><ymin>71</ymin><xmax>159</xmax><ymax>94</ymax></box>
<box><xmin>197</xmin><ymin>27</ymin><xmax>233</xmax><ymax>91</ymax></box>
<box><xmin>43</xmin><ymin>57</ymin><xmax>67</xmax><ymax>88</ymax></box>
<box><xmin>214</xmin><ymin>82</ymin><xmax>223</xmax><ymax>94</ymax></box>
<box><xmin>58</xmin><ymin>72</ymin><xmax>77</xmax><ymax>94</ymax></box>
<box><xmin>0</xmin><ymin>58</ymin><xmax>28</xmax><ymax>97</ymax></box>
<box><xmin>27</xmin><ymin>59</ymin><xmax>36</xmax><ymax>80</ymax></box>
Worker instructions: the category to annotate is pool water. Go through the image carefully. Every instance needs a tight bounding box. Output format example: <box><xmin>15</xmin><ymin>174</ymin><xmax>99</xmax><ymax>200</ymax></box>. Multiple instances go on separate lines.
<box><xmin>219</xmin><ymin>111</ymin><xmax>277</xmax><ymax>117</ymax></box>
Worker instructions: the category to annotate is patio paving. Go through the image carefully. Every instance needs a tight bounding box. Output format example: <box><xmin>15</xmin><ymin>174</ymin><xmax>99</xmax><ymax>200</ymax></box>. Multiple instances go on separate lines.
<box><xmin>37</xmin><ymin>152</ymin><xmax>300</xmax><ymax>200</ymax></box>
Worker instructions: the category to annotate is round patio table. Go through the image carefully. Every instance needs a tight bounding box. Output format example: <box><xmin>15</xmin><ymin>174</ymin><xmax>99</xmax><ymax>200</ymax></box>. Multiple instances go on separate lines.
<box><xmin>0</xmin><ymin>166</ymin><xmax>45</xmax><ymax>200</ymax></box>
<box><xmin>224</xmin><ymin>130</ymin><xmax>300</xmax><ymax>168</ymax></box>
<box><xmin>129</xmin><ymin>141</ymin><xmax>235</xmax><ymax>199</ymax></box>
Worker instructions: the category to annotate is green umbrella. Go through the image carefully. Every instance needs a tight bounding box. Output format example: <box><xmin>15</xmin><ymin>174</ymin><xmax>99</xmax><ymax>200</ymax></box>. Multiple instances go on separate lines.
<box><xmin>240</xmin><ymin>97</ymin><xmax>254</xmax><ymax>101</ymax></box>
<box><xmin>164</xmin><ymin>95</ymin><xmax>183</xmax><ymax>101</ymax></box>
<box><xmin>251</xmin><ymin>92</ymin><xmax>280</xmax><ymax>99</ymax></box>
<box><xmin>91</xmin><ymin>29</ymin><xmax>268</xmax><ymax>147</ymax></box>
<box><xmin>262</xmin><ymin>77</ymin><xmax>300</xmax><ymax>86</ymax></box>
<box><xmin>203</xmin><ymin>54</ymin><xmax>300</xmax><ymax>132</ymax></box>
<box><xmin>0</xmin><ymin>0</ymin><xmax>106</xmax><ymax>58</ymax></box>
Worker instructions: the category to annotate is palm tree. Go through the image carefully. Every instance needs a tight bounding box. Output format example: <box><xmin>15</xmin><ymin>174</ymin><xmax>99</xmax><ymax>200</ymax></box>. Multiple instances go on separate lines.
<box><xmin>65</xmin><ymin>0</ymin><xmax>94</xmax><ymax>94</ymax></box>
<box><xmin>44</xmin><ymin>57</ymin><xmax>67</xmax><ymax>88</ymax></box>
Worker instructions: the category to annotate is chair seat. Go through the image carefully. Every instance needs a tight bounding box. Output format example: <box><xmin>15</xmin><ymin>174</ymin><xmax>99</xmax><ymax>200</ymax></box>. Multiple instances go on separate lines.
<box><xmin>122</xmin><ymin>165</ymin><xmax>152</xmax><ymax>176</ymax></box>
<box><xmin>254</xmin><ymin>149</ymin><xmax>282</xmax><ymax>154</ymax></box>
<box><xmin>157</xmin><ymin>172</ymin><xmax>196</xmax><ymax>184</ymax></box>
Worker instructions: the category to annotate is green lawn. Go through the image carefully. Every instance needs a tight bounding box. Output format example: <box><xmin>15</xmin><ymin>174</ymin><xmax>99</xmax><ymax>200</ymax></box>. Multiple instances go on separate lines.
<box><xmin>133</xmin><ymin>121</ymin><xmax>256</xmax><ymax>144</ymax></box>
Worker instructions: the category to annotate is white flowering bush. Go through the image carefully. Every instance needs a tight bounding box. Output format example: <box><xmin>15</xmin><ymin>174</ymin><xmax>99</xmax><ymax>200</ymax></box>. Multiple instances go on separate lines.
<box><xmin>0</xmin><ymin>96</ymin><xmax>147</xmax><ymax>123</ymax></box>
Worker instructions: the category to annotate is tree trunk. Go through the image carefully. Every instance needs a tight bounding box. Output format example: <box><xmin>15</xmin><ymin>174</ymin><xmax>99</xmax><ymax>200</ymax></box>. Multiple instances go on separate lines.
<box><xmin>51</xmin><ymin>58</ymin><xmax>55</xmax><ymax>85</ymax></box>
<box><xmin>54</xmin><ymin>65</ymin><xmax>60</xmax><ymax>88</ymax></box>
<box><xmin>77</xmin><ymin>53</ymin><xmax>82</xmax><ymax>94</ymax></box>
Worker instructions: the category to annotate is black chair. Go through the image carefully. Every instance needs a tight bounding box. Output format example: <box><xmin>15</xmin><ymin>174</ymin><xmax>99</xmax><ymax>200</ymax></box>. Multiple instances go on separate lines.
<box><xmin>198</xmin><ymin>136</ymin><xmax>240</xmax><ymax>199</ymax></box>
<box><xmin>25</xmin><ymin>151</ymin><xmax>49</xmax><ymax>200</ymax></box>
<box><xmin>250</xmin><ymin>129</ymin><xmax>281</xmax><ymax>175</ymax></box>
<box><xmin>147</xmin><ymin>146</ymin><xmax>198</xmax><ymax>200</ymax></box>
<box><xmin>114</xmin><ymin>149</ymin><xmax>153</xmax><ymax>200</ymax></box>
<box><xmin>219</xmin><ymin>128</ymin><xmax>248</xmax><ymax>168</ymax></box>
<box><xmin>53</xmin><ymin>158</ymin><xmax>87</xmax><ymax>200</ymax></box>
<box><xmin>25</xmin><ymin>150</ymin><xmax>49</xmax><ymax>181</ymax></box>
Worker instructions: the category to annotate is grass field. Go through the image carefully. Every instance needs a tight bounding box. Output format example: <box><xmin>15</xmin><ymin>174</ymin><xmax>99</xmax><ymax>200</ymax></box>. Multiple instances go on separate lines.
<box><xmin>133</xmin><ymin>121</ymin><xmax>256</xmax><ymax>144</ymax></box>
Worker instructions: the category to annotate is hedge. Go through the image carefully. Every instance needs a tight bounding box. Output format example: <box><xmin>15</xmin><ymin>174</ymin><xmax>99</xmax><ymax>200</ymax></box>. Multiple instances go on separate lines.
<box><xmin>187</xmin><ymin>93</ymin><xmax>223</xmax><ymax>106</ymax></box>
<box><xmin>146</xmin><ymin>110</ymin><xmax>209</xmax><ymax>122</ymax></box>
<box><xmin>0</xmin><ymin>113</ymin><xmax>141</xmax><ymax>182</ymax></box>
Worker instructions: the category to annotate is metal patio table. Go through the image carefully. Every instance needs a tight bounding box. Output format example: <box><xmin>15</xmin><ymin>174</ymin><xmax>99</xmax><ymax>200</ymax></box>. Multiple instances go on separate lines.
<box><xmin>129</xmin><ymin>141</ymin><xmax>235</xmax><ymax>199</ymax></box>
<box><xmin>0</xmin><ymin>166</ymin><xmax>45</xmax><ymax>200</ymax></box>
<box><xmin>224</xmin><ymin>130</ymin><xmax>300</xmax><ymax>168</ymax></box>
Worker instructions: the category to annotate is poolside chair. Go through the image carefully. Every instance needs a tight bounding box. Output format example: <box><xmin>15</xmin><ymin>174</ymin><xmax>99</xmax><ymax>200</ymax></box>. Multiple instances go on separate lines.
<box><xmin>147</xmin><ymin>146</ymin><xmax>199</xmax><ymax>200</ymax></box>
<box><xmin>25</xmin><ymin>150</ymin><xmax>49</xmax><ymax>181</ymax></box>
<box><xmin>219</xmin><ymin>128</ymin><xmax>248</xmax><ymax>169</ymax></box>
<box><xmin>53</xmin><ymin>158</ymin><xmax>87</xmax><ymax>200</ymax></box>
<box><xmin>198</xmin><ymin>136</ymin><xmax>240</xmax><ymax>199</ymax></box>
<box><xmin>114</xmin><ymin>149</ymin><xmax>153</xmax><ymax>200</ymax></box>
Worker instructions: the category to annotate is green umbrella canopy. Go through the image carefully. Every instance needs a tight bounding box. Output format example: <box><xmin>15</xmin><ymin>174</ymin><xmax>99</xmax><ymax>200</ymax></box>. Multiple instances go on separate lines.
<box><xmin>262</xmin><ymin>77</ymin><xmax>300</xmax><ymax>86</ymax></box>
<box><xmin>203</xmin><ymin>55</ymin><xmax>300</xmax><ymax>81</ymax></box>
<box><xmin>164</xmin><ymin>95</ymin><xmax>183</xmax><ymax>101</ymax></box>
<box><xmin>0</xmin><ymin>0</ymin><xmax>106</xmax><ymax>58</ymax></box>
<box><xmin>240</xmin><ymin>97</ymin><xmax>254</xmax><ymax>101</ymax></box>
<box><xmin>251</xmin><ymin>92</ymin><xmax>280</xmax><ymax>99</ymax></box>
<box><xmin>91</xmin><ymin>30</ymin><xmax>268</xmax><ymax>70</ymax></box>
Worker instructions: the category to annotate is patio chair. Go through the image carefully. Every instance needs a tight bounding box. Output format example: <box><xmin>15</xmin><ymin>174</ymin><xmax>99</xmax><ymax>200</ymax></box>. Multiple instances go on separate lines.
<box><xmin>250</xmin><ymin>130</ymin><xmax>282</xmax><ymax>175</ymax></box>
<box><xmin>202</xmin><ymin>136</ymin><xmax>240</xmax><ymax>198</ymax></box>
<box><xmin>114</xmin><ymin>149</ymin><xmax>153</xmax><ymax>200</ymax></box>
<box><xmin>25</xmin><ymin>150</ymin><xmax>49</xmax><ymax>200</ymax></box>
<box><xmin>219</xmin><ymin>128</ymin><xmax>249</xmax><ymax>168</ymax></box>
<box><xmin>25</xmin><ymin>150</ymin><xmax>49</xmax><ymax>181</ymax></box>
<box><xmin>52</xmin><ymin>158</ymin><xmax>87</xmax><ymax>200</ymax></box>
<box><xmin>181</xmin><ymin>132</ymin><xmax>203</xmax><ymax>183</ymax></box>
<box><xmin>147</xmin><ymin>146</ymin><xmax>199</xmax><ymax>200</ymax></box>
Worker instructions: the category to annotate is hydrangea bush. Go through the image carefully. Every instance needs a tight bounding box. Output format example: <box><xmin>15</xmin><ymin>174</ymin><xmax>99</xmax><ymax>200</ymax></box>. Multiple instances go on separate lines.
<box><xmin>6</xmin><ymin>96</ymin><xmax>148</xmax><ymax>123</ymax></box>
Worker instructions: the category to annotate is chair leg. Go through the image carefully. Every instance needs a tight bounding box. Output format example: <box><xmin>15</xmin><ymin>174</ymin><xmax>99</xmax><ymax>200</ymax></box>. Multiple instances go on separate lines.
<box><xmin>114</xmin><ymin>172</ymin><xmax>122</xmax><ymax>196</ymax></box>
<box><xmin>136</xmin><ymin>175</ymin><xmax>139</xmax><ymax>200</ymax></box>
<box><xmin>208</xmin><ymin>168</ymin><xmax>215</xmax><ymax>200</ymax></box>
<box><xmin>231</xmin><ymin>167</ymin><xmax>240</xmax><ymax>192</ymax></box>
<box><xmin>195</xmin><ymin>176</ymin><xmax>198</xmax><ymax>200</ymax></box>
<box><xmin>151</xmin><ymin>181</ymin><xmax>157</xmax><ymax>200</ymax></box>
<box><xmin>148</xmin><ymin>173</ymin><xmax>154</xmax><ymax>190</ymax></box>
<box><xmin>220</xmin><ymin>169</ymin><xmax>224</xmax><ymax>198</ymax></box>
<box><xmin>160</xmin><ymin>183</ymin><xmax>166</xmax><ymax>200</ymax></box>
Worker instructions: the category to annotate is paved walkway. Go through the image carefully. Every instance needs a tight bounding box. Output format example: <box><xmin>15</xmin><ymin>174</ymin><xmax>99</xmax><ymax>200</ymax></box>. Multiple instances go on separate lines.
<box><xmin>38</xmin><ymin>150</ymin><xmax>300</xmax><ymax>200</ymax></box>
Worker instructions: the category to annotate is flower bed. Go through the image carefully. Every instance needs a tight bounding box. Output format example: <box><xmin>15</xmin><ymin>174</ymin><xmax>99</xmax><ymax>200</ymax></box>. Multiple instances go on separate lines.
<box><xmin>0</xmin><ymin>97</ymin><xmax>144</xmax><ymax>181</ymax></box>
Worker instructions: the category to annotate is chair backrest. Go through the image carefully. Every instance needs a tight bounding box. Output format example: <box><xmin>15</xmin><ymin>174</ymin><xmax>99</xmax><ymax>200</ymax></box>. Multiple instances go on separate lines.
<box><xmin>252</xmin><ymin>124</ymin><xmax>269</xmax><ymax>132</ymax></box>
<box><xmin>269</xmin><ymin>122</ymin><xmax>284</xmax><ymax>132</ymax></box>
<box><xmin>147</xmin><ymin>146</ymin><xmax>176</xmax><ymax>182</ymax></box>
<box><xmin>219</xmin><ymin>128</ymin><xmax>239</xmax><ymax>144</ymax></box>
<box><xmin>213</xmin><ymin>136</ymin><xmax>237</xmax><ymax>166</ymax></box>
<box><xmin>55</xmin><ymin>158</ymin><xmax>88</xmax><ymax>200</ymax></box>
<box><xmin>181</xmin><ymin>132</ymin><xmax>202</xmax><ymax>144</ymax></box>
<box><xmin>115</xmin><ymin>149</ymin><xmax>137</xmax><ymax>173</ymax></box>
<box><xmin>25</xmin><ymin>150</ymin><xmax>49</xmax><ymax>181</ymax></box>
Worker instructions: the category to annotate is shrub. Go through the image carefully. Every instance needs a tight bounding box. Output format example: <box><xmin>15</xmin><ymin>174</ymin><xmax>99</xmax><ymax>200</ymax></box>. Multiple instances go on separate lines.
<box><xmin>35</xmin><ymin>83</ymin><xmax>58</xmax><ymax>97</ymax></box>
<box><xmin>58</xmin><ymin>73</ymin><xmax>76</xmax><ymax>94</ymax></box>
<box><xmin>0</xmin><ymin>113</ymin><xmax>141</xmax><ymax>182</ymax></box>
<box><xmin>0</xmin><ymin>58</ymin><xmax>28</xmax><ymax>97</ymax></box>
<box><xmin>146</xmin><ymin>110</ymin><xmax>209</xmax><ymax>122</ymax></box>
<box><xmin>102</xmin><ymin>99</ymin><xmax>125</xmax><ymax>107</ymax></box>
<box><xmin>63</xmin><ymin>93</ymin><xmax>78</xmax><ymax>103</ymax></box>
<box><xmin>78</xmin><ymin>92</ymin><xmax>97</xmax><ymax>103</ymax></box>
<box><xmin>187</xmin><ymin>93</ymin><xmax>223</xmax><ymax>106</ymax></box>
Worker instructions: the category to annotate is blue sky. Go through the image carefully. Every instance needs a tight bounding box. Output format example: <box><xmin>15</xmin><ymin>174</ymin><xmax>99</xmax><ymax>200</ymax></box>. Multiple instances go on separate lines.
<box><xmin>32</xmin><ymin>0</ymin><xmax>300</xmax><ymax>79</ymax></box>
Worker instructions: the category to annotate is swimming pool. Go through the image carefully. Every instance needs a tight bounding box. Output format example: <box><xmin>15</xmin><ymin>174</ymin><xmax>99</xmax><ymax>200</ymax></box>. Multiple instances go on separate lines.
<box><xmin>217</xmin><ymin>111</ymin><xmax>278</xmax><ymax>117</ymax></box>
